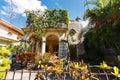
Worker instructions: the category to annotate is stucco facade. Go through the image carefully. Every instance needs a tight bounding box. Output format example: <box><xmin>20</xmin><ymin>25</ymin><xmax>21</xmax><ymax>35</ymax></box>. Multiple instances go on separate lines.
<box><xmin>25</xmin><ymin>27</ymin><xmax>68</xmax><ymax>58</ymax></box>
<box><xmin>0</xmin><ymin>19</ymin><xmax>24</xmax><ymax>46</ymax></box>
<box><xmin>23</xmin><ymin>18</ymin><xmax>84</xmax><ymax>58</ymax></box>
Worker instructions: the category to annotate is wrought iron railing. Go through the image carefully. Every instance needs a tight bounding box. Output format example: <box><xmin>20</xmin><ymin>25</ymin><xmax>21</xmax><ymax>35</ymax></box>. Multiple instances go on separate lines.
<box><xmin>0</xmin><ymin>68</ymin><xmax>119</xmax><ymax>80</ymax></box>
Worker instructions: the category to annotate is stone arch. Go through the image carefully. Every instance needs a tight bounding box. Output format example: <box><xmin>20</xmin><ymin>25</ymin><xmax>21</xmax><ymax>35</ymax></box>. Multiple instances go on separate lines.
<box><xmin>46</xmin><ymin>34</ymin><xmax>59</xmax><ymax>55</ymax></box>
<box><xmin>45</xmin><ymin>32</ymin><xmax>60</xmax><ymax>39</ymax></box>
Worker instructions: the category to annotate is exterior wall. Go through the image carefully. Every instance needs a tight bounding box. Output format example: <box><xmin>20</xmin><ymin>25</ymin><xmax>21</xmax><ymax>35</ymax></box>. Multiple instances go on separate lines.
<box><xmin>23</xmin><ymin>18</ymin><xmax>85</xmax><ymax>58</ymax></box>
<box><xmin>42</xmin><ymin>28</ymin><xmax>68</xmax><ymax>58</ymax></box>
<box><xmin>68</xmin><ymin>19</ymin><xmax>85</xmax><ymax>56</ymax></box>
<box><xmin>26</xmin><ymin>28</ymin><xmax>68</xmax><ymax>58</ymax></box>
<box><xmin>68</xmin><ymin>20</ymin><xmax>82</xmax><ymax>44</ymax></box>
<box><xmin>0</xmin><ymin>39</ymin><xmax>9</xmax><ymax>46</ymax></box>
<box><xmin>0</xmin><ymin>19</ymin><xmax>24</xmax><ymax>46</ymax></box>
<box><xmin>0</xmin><ymin>25</ymin><xmax>18</xmax><ymax>41</ymax></box>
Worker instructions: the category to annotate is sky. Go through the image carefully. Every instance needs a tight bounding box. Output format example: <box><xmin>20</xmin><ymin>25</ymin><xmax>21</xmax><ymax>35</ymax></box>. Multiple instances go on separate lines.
<box><xmin>0</xmin><ymin>0</ymin><xmax>93</xmax><ymax>28</ymax></box>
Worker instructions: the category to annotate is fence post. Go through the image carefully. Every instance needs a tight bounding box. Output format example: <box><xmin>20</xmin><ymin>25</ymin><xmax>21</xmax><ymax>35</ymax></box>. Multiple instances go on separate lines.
<box><xmin>103</xmin><ymin>69</ymin><xmax>109</xmax><ymax>80</ymax></box>
<box><xmin>29</xmin><ymin>69</ymin><xmax>31</xmax><ymax>80</ymax></box>
<box><xmin>21</xmin><ymin>69</ymin><xmax>23</xmax><ymax>80</ymax></box>
<box><xmin>12</xmin><ymin>69</ymin><xmax>16</xmax><ymax>80</ymax></box>
<box><xmin>64</xmin><ymin>72</ymin><xmax>66</xmax><ymax>80</ymax></box>
<box><xmin>4</xmin><ymin>69</ymin><xmax>8</xmax><ymax>80</ymax></box>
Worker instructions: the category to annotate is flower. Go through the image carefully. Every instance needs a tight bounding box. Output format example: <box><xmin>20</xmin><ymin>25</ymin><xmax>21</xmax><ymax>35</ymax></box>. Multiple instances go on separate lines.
<box><xmin>100</xmin><ymin>61</ymin><xmax>111</xmax><ymax>69</ymax></box>
<box><xmin>111</xmin><ymin>66</ymin><xmax>119</xmax><ymax>77</ymax></box>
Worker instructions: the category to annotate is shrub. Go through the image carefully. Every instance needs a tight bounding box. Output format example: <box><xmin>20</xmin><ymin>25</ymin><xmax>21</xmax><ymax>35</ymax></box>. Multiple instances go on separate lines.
<box><xmin>16</xmin><ymin>52</ymin><xmax>37</xmax><ymax>63</ymax></box>
<box><xmin>0</xmin><ymin>47</ymin><xmax>11</xmax><ymax>79</ymax></box>
<box><xmin>42</xmin><ymin>53</ymin><xmax>51</xmax><ymax>63</ymax></box>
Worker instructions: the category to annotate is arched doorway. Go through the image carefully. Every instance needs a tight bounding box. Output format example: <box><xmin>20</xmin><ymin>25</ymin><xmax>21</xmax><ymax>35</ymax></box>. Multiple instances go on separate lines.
<box><xmin>46</xmin><ymin>35</ymin><xmax>59</xmax><ymax>55</ymax></box>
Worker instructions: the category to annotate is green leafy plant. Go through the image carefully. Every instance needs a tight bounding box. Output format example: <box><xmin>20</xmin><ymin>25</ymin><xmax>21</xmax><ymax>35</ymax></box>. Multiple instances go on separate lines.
<box><xmin>16</xmin><ymin>52</ymin><xmax>37</xmax><ymax>63</ymax></box>
<box><xmin>35</xmin><ymin>52</ymin><xmax>51</xmax><ymax>66</ymax></box>
<box><xmin>0</xmin><ymin>47</ymin><xmax>11</xmax><ymax>79</ymax></box>
<box><xmin>83</xmin><ymin>0</ymin><xmax>120</xmax><ymax>65</ymax></box>
<box><xmin>42</xmin><ymin>52</ymin><xmax>51</xmax><ymax>63</ymax></box>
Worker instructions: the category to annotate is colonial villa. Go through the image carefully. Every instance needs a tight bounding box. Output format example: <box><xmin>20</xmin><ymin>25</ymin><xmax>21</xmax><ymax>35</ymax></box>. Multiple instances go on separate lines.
<box><xmin>0</xmin><ymin>19</ymin><xmax>24</xmax><ymax>46</ymax></box>
<box><xmin>23</xmin><ymin>17</ymin><xmax>84</xmax><ymax>58</ymax></box>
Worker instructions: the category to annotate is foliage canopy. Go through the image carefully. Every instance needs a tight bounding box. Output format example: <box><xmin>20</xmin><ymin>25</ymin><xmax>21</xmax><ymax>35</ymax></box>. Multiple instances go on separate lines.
<box><xmin>83</xmin><ymin>0</ymin><xmax>120</xmax><ymax>65</ymax></box>
<box><xmin>25</xmin><ymin>9</ymin><xmax>70</xmax><ymax>28</ymax></box>
<box><xmin>24</xmin><ymin>9</ymin><xmax>70</xmax><ymax>40</ymax></box>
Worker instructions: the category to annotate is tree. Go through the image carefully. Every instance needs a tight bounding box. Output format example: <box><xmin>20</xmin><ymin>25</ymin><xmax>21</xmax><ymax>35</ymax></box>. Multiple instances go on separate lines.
<box><xmin>83</xmin><ymin>0</ymin><xmax>120</xmax><ymax>65</ymax></box>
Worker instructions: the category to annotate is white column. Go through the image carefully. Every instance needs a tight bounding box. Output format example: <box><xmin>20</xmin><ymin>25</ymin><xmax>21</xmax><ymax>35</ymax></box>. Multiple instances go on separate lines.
<box><xmin>36</xmin><ymin>41</ymin><xmax>39</xmax><ymax>53</ymax></box>
<box><xmin>31</xmin><ymin>40</ymin><xmax>35</xmax><ymax>52</ymax></box>
<box><xmin>42</xmin><ymin>37</ymin><xmax>46</xmax><ymax>55</ymax></box>
<box><xmin>58</xmin><ymin>38</ymin><xmax>61</xmax><ymax>58</ymax></box>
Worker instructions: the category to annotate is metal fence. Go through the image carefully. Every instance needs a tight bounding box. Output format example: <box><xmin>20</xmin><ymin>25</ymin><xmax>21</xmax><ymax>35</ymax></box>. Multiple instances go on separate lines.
<box><xmin>0</xmin><ymin>69</ymin><xmax>119</xmax><ymax>80</ymax></box>
<box><xmin>0</xmin><ymin>69</ymin><xmax>38</xmax><ymax>80</ymax></box>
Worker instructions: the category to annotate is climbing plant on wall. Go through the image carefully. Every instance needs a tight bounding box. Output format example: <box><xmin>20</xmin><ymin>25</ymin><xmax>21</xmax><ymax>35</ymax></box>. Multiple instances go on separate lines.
<box><xmin>24</xmin><ymin>9</ymin><xmax>70</xmax><ymax>40</ymax></box>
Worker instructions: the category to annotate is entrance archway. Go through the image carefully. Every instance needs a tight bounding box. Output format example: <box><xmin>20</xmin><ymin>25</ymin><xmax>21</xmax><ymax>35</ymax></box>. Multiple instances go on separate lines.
<box><xmin>46</xmin><ymin>35</ymin><xmax>59</xmax><ymax>55</ymax></box>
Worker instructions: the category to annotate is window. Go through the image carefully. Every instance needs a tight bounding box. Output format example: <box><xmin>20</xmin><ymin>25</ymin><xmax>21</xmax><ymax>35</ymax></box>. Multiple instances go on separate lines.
<box><xmin>8</xmin><ymin>32</ymin><xmax>12</xmax><ymax>35</ymax></box>
<box><xmin>69</xmin><ymin>29</ymin><xmax>76</xmax><ymax>36</ymax></box>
